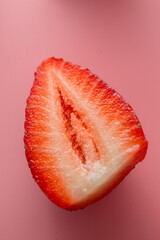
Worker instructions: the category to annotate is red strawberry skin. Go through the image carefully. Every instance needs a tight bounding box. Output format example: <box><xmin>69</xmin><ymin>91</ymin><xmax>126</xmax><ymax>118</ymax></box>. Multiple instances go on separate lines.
<box><xmin>24</xmin><ymin>57</ymin><xmax>148</xmax><ymax>210</ymax></box>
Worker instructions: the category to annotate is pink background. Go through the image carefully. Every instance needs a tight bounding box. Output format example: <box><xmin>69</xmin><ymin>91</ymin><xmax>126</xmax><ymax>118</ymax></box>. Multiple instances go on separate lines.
<box><xmin>1</xmin><ymin>0</ymin><xmax>160</xmax><ymax>239</ymax></box>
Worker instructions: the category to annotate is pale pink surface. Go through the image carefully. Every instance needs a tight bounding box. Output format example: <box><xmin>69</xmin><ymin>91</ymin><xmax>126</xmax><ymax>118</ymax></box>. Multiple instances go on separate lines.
<box><xmin>1</xmin><ymin>0</ymin><xmax>160</xmax><ymax>239</ymax></box>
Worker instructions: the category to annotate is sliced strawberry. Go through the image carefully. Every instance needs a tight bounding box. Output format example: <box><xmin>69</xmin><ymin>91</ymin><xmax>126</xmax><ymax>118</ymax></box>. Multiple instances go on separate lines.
<box><xmin>24</xmin><ymin>57</ymin><xmax>148</xmax><ymax>210</ymax></box>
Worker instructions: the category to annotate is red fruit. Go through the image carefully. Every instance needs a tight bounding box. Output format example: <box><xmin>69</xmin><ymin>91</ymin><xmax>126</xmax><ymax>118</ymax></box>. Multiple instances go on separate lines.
<box><xmin>24</xmin><ymin>57</ymin><xmax>148</xmax><ymax>210</ymax></box>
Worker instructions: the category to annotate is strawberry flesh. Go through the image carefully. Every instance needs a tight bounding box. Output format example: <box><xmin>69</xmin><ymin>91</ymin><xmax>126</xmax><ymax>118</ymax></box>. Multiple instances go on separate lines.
<box><xmin>24</xmin><ymin>57</ymin><xmax>148</xmax><ymax>210</ymax></box>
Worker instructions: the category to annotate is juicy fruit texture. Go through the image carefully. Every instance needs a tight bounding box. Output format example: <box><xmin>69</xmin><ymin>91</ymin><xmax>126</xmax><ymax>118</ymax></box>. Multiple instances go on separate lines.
<box><xmin>24</xmin><ymin>57</ymin><xmax>148</xmax><ymax>210</ymax></box>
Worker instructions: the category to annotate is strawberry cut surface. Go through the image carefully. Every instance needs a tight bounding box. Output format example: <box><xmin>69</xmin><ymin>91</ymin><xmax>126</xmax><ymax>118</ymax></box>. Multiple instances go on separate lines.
<box><xmin>24</xmin><ymin>57</ymin><xmax>148</xmax><ymax>210</ymax></box>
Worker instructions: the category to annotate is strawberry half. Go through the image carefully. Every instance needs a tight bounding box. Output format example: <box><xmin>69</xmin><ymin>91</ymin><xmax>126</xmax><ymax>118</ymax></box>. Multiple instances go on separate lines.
<box><xmin>24</xmin><ymin>57</ymin><xmax>148</xmax><ymax>210</ymax></box>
